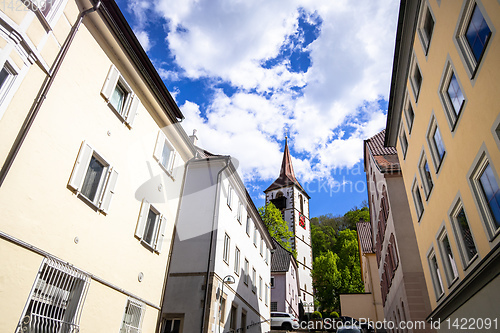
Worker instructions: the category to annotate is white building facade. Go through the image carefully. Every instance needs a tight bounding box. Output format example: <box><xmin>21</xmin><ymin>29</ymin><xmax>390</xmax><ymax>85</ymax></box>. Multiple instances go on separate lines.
<box><xmin>163</xmin><ymin>149</ymin><xmax>274</xmax><ymax>333</ymax></box>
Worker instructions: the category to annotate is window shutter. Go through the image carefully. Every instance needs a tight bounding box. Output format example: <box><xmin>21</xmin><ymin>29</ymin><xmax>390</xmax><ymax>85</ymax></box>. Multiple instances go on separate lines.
<box><xmin>153</xmin><ymin>130</ymin><xmax>166</xmax><ymax>162</ymax></box>
<box><xmin>155</xmin><ymin>215</ymin><xmax>168</xmax><ymax>253</ymax></box>
<box><xmin>135</xmin><ymin>199</ymin><xmax>150</xmax><ymax>240</ymax></box>
<box><xmin>99</xmin><ymin>167</ymin><xmax>118</xmax><ymax>214</ymax></box>
<box><xmin>68</xmin><ymin>141</ymin><xmax>93</xmax><ymax>192</ymax></box>
<box><xmin>101</xmin><ymin>65</ymin><xmax>120</xmax><ymax>102</ymax></box>
<box><xmin>125</xmin><ymin>94</ymin><xmax>139</xmax><ymax>127</ymax></box>
<box><xmin>168</xmin><ymin>150</ymin><xmax>177</xmax><ymax>174</ymax></box>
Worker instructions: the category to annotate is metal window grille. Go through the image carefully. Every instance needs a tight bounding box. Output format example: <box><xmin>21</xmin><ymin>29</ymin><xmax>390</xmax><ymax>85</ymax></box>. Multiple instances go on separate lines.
<box><xmin>17</xmin><ymin>258</ymin><xmax>90</xmax><ymax>333</ymax></box>
<box><xmin>120</xmin><ymin>298</ymin><xmax>145</xmax><ymax>333</ymax></box>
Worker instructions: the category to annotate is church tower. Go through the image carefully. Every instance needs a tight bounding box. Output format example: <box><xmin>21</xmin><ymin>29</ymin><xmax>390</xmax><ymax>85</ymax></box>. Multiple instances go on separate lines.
<box><xmin>264</xmin><ymin>138</ymin><xmax>314</xmax><ymax>313</ymax></box>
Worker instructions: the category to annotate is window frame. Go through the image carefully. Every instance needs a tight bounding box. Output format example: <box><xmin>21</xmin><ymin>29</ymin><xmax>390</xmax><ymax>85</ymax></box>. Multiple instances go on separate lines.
<box><xmin>101</xmin><ymin>65</ymin><xmax>139</xmax><ymax>128</ymax></box>
<box><xmin>223</xmin><ymin>233</ymin><xmax>231</xmax><ymax>264</ymax></box>
<box><xmin>24</xmin><ymin>0</ymin><xmax>68</xmax><ymax>29</ymax></box>
<box><xmin>436</xmin><ymin>227</ymin><xmax>459</xmax><ymax>287</ymax></box>
<box><xmin>244</xmin><ymin>259</ymin><xmax>249</xmax><ymax>286</ymax></box>
<box><xmin>409</xmin><ymin>53</ymin><xmax>423</xmax><ymax>103</ymax></box>
<box><xmin>438</xmin><ymin>61</ymin><xmax>467</xmax><ymax>131</ymax></box>
<box><xmin>418</xmin><ymin>151</ymin><xmax>434</xmax><ymax>200</ymax></box>
<box><xmin>417</xmin><ymin>0</ymin><xmax>435</xmax><ymax>55</ymax></box>
<box><xmin>427</xmin><ymin>248</ymin><xmax>445</xmax><ymax>301</ymax></box>
<box><xmin>153</xmin><ymin>130</ymin><xmax>178</xmax><ymax>178</ymax></box>
<box><xmin>426</xmin><ymin>116</ymin><xmax>446</xmax><ymax>173</ymax></box>
<box><xmin>453</xmin><ymin>0</ymin><xmax>494</xmax><ymax>79</ymax></box>
<box><xmin>134</xmin><ymin>199</ymin><xmax>168</xmax><ymax>253</ymax></box>
<box><xmin>403</xmin><ymin>91</ymin><xmax>415</xmax><ymax>134</ymax></box>
<box><xmin>68</xmin><ymin>141</ymin><xmax>118</xmax><ymax>214</ymax></box>
<box><xmin>246</xmin><ymin>216</ymin><xmax>251</xmax><ymax>236</ymax></box>
<box><xmin>237</xmin><ymin>201</ymin><xmax>243</xmax><ymax>223</ymax></box>
<box><xmin>468</xmin><ymin>149</ymin><xmax>500</xmax><ymax>241</ymax></box>
<box><xmin>449</xmin><ymin>198</ymin><xmax>478</xmax><ymax>269</ymax></box>
<box><xmin>252</xmin><ymin>267</ymin><xmax>256</xmax><ymax>293</ymax></box>
<box><xmin>411</xmin><ymin>178</ymin><xmax>425</xmax><ymax>221</ymax></box>
<box><xmin>234</xmin><ymin>247</ymin><xmax>240</xmax><ymax>276</ymax></box>
<box><xmin>399</xmin><ymin>126</ymin><xmax>409</xmax><ymax>160</ymax></box>
<box><xmin>227</xmin><ymin>184</ymin><xmax>233</xmax><ymax>209</ymax></box>
<box><xmin>120</xmin><ymin>298</ymin><xmax>145</xmax><ymax>333</ymax></box>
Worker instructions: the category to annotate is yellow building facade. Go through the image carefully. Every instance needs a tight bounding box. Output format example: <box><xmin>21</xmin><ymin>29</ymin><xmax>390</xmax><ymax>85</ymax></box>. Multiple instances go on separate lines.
<box><xmin>386</xmin><ymin>0</ymin><xmax>500</xmax><ymax>330</ymax></box>
<box><xmin>0</xmin><ymin>0</ymin><xmax>195</xmax><ymax>332</ymax></box>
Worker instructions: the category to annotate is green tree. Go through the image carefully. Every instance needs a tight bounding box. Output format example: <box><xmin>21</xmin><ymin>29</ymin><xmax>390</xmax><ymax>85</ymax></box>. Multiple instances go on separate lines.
<box><xmin>311</xmin><ymin>223</ymin><xmax>336</xmax><ymax>260</ymax></box>
<box><xmin>335</xmin><ymin>229</ymin><xmax>364</xmax><ymax>293</ymax></box>
<box><xmin>259</xmin><ymin>202</ymin><xmax>294</xmax><ymax>253</ymax></box>
<box><xmin>343</xmin><ymin>206</ymin><xmax>370</xmax><ymax>230</ymax></box>
<box><xmin>312</xmin><ymin>251</ymin><xmax>342</xmax><ymax>311</ymax></box>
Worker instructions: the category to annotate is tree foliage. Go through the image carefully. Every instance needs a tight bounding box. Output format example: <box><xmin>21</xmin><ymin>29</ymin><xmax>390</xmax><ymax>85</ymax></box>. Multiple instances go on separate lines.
<box><xmin>259</xmin><ymin>202</ymin><xmax>294</xmax><ymax>253</ymax></box>
<box><xmin>311</xmin><ymin>203</ymin><xmax>368</xmax><ymax>312</ymax></box>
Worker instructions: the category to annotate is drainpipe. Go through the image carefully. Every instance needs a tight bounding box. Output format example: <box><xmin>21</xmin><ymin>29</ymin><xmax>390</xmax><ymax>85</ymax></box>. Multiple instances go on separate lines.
<box><xmin>0</xmin><ymin>1</ymin><xmax>102</xmax><ymax>187</ymax></box>
<box><xmin>201</xmin><ymin>156</ymin><xmax>231</xmax><ymax>333</ymax></box>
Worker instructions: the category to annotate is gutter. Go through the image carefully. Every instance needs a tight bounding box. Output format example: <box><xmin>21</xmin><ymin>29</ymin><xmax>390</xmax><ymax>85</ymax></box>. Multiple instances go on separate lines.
<box><xmin>200</xmin><ymin>155</ymin><xmax>231</xmax><ymax>333</ymax></box>
<box><xmin>0</xmin><ymin>1</ymin><xmax>102</xmax><ymax>187</ymax></box>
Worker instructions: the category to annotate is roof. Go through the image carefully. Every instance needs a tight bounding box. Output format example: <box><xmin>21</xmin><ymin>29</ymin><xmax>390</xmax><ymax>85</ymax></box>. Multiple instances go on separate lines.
<box><xmin>92</xmin><ymin>0</ymin><xmax>184</xmax><ymax>122</ymax></box>
<box><xmin>356</xmin><ymin>221</ymin><xmax>374</xmax><ymax>254</ymax></box>
<box><xmin>265</xmin><ymin>138</ymin><xmax>309</xmax><ymax>197</ymax></box>
<box><xmin>365</xmin><ymin>130</ymin><xmax>401</xmax><ymax>173</ymax></box>
<box><xmin>271</xmin><ymin>238</ymin><xmax>294</xmax><ymax>272</ymax></box>
<box><xmin>195</xmin><ymin>146</ymin><xmax>221</xmax><ymax>158</ymax></box>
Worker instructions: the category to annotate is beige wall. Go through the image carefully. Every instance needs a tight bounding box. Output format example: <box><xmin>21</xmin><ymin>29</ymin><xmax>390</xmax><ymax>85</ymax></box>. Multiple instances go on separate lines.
<box><xmin>340</xmin><ymin>293</ymin><xmax>378</xmax><ymax>323</ymax></box>
<box><xmin>393</xmin><ymin>0</ymin><xmax>500</xmax><ymax>318</ymax></box>
<box><xmin>0</xmin><ymin>1</ymin><xmax>194</xmax><ymax>332</ymax></box>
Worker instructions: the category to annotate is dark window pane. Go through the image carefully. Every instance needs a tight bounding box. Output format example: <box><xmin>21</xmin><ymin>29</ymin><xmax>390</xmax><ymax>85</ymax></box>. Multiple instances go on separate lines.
<box><xmin>466</xmin><ymin>5</ymin><xmax>491</xmax><ymax>62</ymax></box>
<box><xmin>424</xmin><ymin>161</ymin><xmax>433</xmax><ymax>193</ymax></box>
<box><xmin>442</xmin><ymin>234</ymin><xmax>458</xmax><ymax>279</ymax></box>
<box><xmin>414</xmin><ymin>67</ymin><xmax>422</xmax><ymax>94</ymax></box>
<box><xmin>143</xmin><ymin>209</ymin><xmax>158</xmax><ymax>245</ymax></box>
<box><xmin>424</xmin><ymin>9</ymin><xmax>434</xmax><ymax>45</ymax></box>
<box><xmin>456</xmin><ymin>208</ymin><xmax>477</xmax><ymax>261</ymax></box>
<box><xmin>111</xmin><ymin>83</ymin><xmax>126</xmax><ymax>114</ymax></box>
<box><xmin>433</xmin><ymin>127</ymin><xmax>445</xmax><ymax>162</ymax></box>
<box><xmin>0</xmin><ymin>67</ymin><xmax>10</xmax><ymax>89</ymax></box>
<box><xmin>40</xmin><ymin>0</ymin><xmax>53</xmax><ymax>17</ymax></box>
<box><xmin>81</xmin><ymin>156</ymin><xmax>104</xmax><ymax>201</ymax></box>
<box><xmin>480</xmin><ymin>164</ymin><xmax>500</xmax><ymax>228</ymax></box>
<box><xmin>414</xmin><ymin>187</ymin><xmax>424</xmax><ymax>218</ymax></box>
<box><xmin>447</xmin><ymin>74</ymin><xmax>464</xmax><ymax>115</ymax></box>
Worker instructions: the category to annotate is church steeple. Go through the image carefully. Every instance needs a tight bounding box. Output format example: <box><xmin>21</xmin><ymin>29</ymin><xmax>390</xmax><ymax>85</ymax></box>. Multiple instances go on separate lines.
<box><xmin>265</xmin><ymin>137</ymin><xmax>309</xmax><ymax>197</ymax></box>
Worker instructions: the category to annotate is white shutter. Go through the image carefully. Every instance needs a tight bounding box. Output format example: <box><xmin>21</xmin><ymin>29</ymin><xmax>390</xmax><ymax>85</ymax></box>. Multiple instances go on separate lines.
<box><xmin>153</xmin><ymin>130</ymin><xmax>165</xmax><ymax>162</ymax></box>
<box><xmin>68</xmin><ymin>141</ymin><xmax>93</xmax><ymax>192</ymax></box>
<box><xmin>135</xmin><ymin>199</ymin><xmax>150</xmax><ymax>240</ymax></box>
<box><xmin>125</xmin><ymin>94</ymin><xmax>139</xmax><ymax>127</ymax></box>
<box><xmin>99</xmin><ymin>167</ymin><xmax>118</xmax><ymax>214</ymax></box>
<box><xmin>168</xmin><ymin>150</ymin><xmax>177</xmax><ymax>174</ymax></box>
<box><xmin>100</xmin><ymin>65</ymin><xmax>120</xmax><ymax>101</ymax></box>
<box><xmin>155</xmin><ymin>215</ymin><xmax>168</xmax><ymax>253</ymax></box>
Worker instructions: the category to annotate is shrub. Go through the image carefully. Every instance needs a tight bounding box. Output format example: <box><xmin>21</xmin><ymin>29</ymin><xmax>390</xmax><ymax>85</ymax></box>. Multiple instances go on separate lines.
<box><xmin>312</xmin><ymin>311</ymin><xmax>322</xmax><ymax>319</ymax></box>
<box><xmin>330</xmin><ymin>311</ymin><xmax>339</xmax><ymax>318</ymax></box>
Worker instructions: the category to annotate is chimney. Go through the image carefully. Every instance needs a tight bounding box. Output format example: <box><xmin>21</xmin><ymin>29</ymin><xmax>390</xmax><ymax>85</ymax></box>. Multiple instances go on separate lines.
<box><xmin>189</xmin><ymin>129</ymin><xmax>198</xmax><ymax>145</ymax></box>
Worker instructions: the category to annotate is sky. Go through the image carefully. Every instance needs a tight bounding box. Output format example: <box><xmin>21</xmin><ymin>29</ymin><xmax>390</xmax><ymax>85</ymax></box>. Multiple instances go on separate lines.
<box><xmin>116</xmin><ymin>0</ymin><xmax>401</xmax><ymax>217</ymax></box>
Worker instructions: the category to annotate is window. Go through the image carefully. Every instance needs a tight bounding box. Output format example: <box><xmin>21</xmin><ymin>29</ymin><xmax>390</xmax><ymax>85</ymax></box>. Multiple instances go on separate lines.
<box><xmin>259</xmin><ymin>276</ymin><xmax>263</xmax><ymax>300</ymax></box>
<box><xmin>252</xmin><ymin>268</ymin><xmax>256</xmax><ymax>293</ymax></box>
<box><xmin>270</xmin><ymin>276</ymin><xmax>275</xmax><ymax>288</ymax></box>
<box><xmin>162</xmin><ymin>318</ymin><xmax>182</xmax><ymax>333</ymax></box>
<box><xmin>17</xmin><ymin>258</ymin><xmax>90</xmax><ymax>333</ymax></box>
<box><xmin>25</xmin><ymin>0</ymin><xmax>66</xmax><ymax>24</ymax></box>
<box><xmin>454</xmin><ymin>1</ymin><xmax>492</xmax><ymax>77</ymax></box>
<box><xmin>439</xmin><ymin>63</ymin><xmax>466</xmax><ymax>129</ymax></box>
<box><xmin>234</xmin><ymin>247</ymin><xmax>240</xmax><ymax>275</ymax></box>
<box><xmin>241</xmin><ymin>311</ymin><xmax>247</xmax><ymax>333</ymax></box>
<box><xmin>223</xmin><ymin>233</ymin><xmax>230</xmax><ymax>264</ymax></box>
<box><xmin>399</xmin><ymin>128</ymin><xmax>408</xmax><ymax>159</ymax></box>
<box><xmin>428</xmin><ymin>250</ymin><xmax>444</xmax><ymax>299</ymax></box>
<box><xmin>237</xmin><ymin>201</ymin><xmax>243</xmax><ymax>223</ymax></box>
<box><xmin>101</xmin><ymin>65</ymin><xmax>139</xmax><ymax>127</ymax></box>
<box><xmin>68</xmin><ymin>141</ymin><xmax>118</xmax><ymax>214</ymax></box>
<box><xmin>265</xmin><ymin>284</ymin><xmax>269</xmax><ymax>306</ymax></box>
<box><xmin>469</xmin><ymin>153</ymin><xmax>500</xmax><ymax>239</ymax></box>
<box><xmin>427</xmin><ymin>118</ymin><xmax>446</xmax><ymax>171</ymax></box>
<box><xmin>135</xmin><ymin>199</ymin><xmax>168</xmax><ymax>253</ymax></box>
<box><xmin>227</xmin><ymin>184</ymin><xmax>233</xmax><ymax>209</ymax></box>
<box><xmin>418</xmin><ymin>2</ymin><xmax>435</xmax><ymax>54</ymax></box>
<box><xmin>229</xmin><ymin>305</ymin><xmax>237</xmax><ymax>331</ymax></box>
<box><xmin>271</xmin><ymin>302</ymin><xmax>278</xmax><ymax>312</ymax></box>
<box><xmin>299</xmin><ymin>194</ymin><xmax>304</xmax><ymax>213</ymax></box>
<box><xmin>220</xmin><ymin>296</ymin><xmax>226</xmax><ymax>324</ymax></box>
<box><xmin>412</xmin><ymin>179</ymin><xmax>424</xmax><ymax>220</ymax></box>
<box><xmin>246</xmin><ymin>216</ymin><xmax>251</xmax><ymax>236</ymax></box>
<box><xmin>265</xmin><ymin>247</ymin><xmax>269</xmax><ymax>265</ymax></box>
<box><xmin>403</xmin><ymin>92</ymin><xmax>415</xmax><ymax>133</ymax></box>
<box><xmin>244</xmin><ymin>259</ymin><xmax>249</xmax><ymax>285</ymax></box>
<box><xmin>303</xmin><ymin>257</ymin><xmax>306</xmax><ymax>270</ymax></box>
<box><xmin>260</xmin><ymin>237</ymin><xmax>264</xmax><ymax>257</ymax></box>
<box><xmin>450</xmin><ymin>202</ymin><xmax>478</xmax><ymax>266</ymax></box>
<box><xmin>419</xmin><ymin>154</ymin><xmax>433</xmax><ymax>198</ymax></box>
<box><xmin>0</xmin><ymin>62</ymin><xmax>16</xmax><ymax>109</ymax></box>
<box><xmin>153</xmin><ymin>130</ymin><xmax>177</xmax><ymax>176</ymax></box>
<box><xmin>410</xmin><ymin>55</ymin><xmax>423</xmax><ymax>102</ymax></box>
<box><xmin>120</xmin><ymin>298</ymin><xmax>145</xmax><ymax>333</ymax></box>
<box><xmin>253</xmin><ymin>226</ymin><xmax>257</xmax><ymax>247</ymax></box>
<box><xmin>437</xmin><ymin>229</ymin><xmax>459</xmax><ymax>286</ymax></box>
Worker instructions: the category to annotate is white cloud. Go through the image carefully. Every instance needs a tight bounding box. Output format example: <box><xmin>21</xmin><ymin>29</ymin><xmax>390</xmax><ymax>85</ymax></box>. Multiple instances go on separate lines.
<box><xmin>134</xmin><ymin>30</ymin><xmax>152</xmax><ymax>52</ymax></box>
<box><xmin>145</xmin><ymin>0</ymin><xmax>399</xmax><ymax>184</ymax></box>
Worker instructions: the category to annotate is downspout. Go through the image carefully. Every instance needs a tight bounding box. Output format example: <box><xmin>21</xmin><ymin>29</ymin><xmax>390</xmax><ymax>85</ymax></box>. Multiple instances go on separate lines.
<box><xmin>0</xmin><ymin>1</ymin><xmax>102</xmax><ymax>187</ymax></box>
<box><xmin>201</xmin><ymin>156</ymin><xmax>231</xmax><ymax>333</ymax></box>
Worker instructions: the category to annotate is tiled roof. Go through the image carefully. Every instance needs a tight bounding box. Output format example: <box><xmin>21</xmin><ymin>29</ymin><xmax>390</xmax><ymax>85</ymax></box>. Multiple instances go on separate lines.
<box><xmin>365</xmin><ymin>130</ymin><xmax>400</xmax><ymax>172</ymax></box>
<box><xmin>366</xmin><ymin>130</ymin><xmax>397</xmax><ymax>156</ymax></box>
<box><xmin>271</xmin><ymin>238</ymin><xmax>293</xmax><ymax>272</ymax></box>
<box><xmin>357</xmin><ymin>221</ymin><xmax>374</xmax><ymax>254</ymax></box>
<box><xmin>265</xmin><ymin>139</ymin><xmax>309</xmax><ymax>197</ymax></box>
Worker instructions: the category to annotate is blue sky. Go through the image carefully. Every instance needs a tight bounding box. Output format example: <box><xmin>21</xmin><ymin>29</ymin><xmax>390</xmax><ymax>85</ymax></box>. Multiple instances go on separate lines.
<box><xmin>116</xmin><ymin>0</ymin><xmax>400</xmax><ymax>217</ymax></box>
